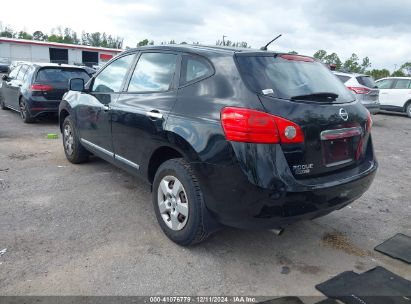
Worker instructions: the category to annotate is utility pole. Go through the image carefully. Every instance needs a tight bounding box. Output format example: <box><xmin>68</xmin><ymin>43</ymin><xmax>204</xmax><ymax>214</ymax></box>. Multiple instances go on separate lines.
<box><xmin>222</xmin><ymin>35</ymin><xmax>227</xmax><ymax>46</ymax></box>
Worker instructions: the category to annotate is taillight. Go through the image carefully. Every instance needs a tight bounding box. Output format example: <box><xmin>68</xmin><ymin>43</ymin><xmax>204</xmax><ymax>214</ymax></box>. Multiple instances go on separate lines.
<box><xmin>30</xmin><ymin>84</ymin><xmax>53</xmax><ymax>92</ymax></box>
<box><xmin>347</xmin><ymin>86</ymin><xmax>370</xmax><ymax>95</ymax></box>
<box><xmin>220</xmin><ymin>107</ymin><xmax>304</xmax><ymax>144</ymax></box>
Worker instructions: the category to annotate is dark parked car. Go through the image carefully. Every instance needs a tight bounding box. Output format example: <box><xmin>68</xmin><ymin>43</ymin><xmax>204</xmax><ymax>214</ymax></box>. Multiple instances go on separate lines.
<box><xmin>0</xmin><ymin>61</ymin><xmax>9</xmax><ymax>73</ymax></box>
<box><xmin>59</xmin><ymin>45</ymin><xmax>377</xmax><ymax>245</ymax></box>
<box><xmin>0</xmin><ymin>63</ymin><xmax>91</xmax><ymax>122</ymax></box>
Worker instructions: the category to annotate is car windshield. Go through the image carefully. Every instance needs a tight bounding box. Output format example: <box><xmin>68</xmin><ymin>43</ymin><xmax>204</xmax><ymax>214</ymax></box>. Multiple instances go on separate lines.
<box><xmin>36</xmin><ymin>68</ymin><xmax>90</xmax><ymax>83</ymax></box>
<box><xmin>356</xmin><ymin>76</ymin><xmax>377</xmax><ymax>88</ymax></box>
<box><xmin>236</xmin><ymin>54</ymin><xmax>354</xmax><ymax>103</ymax></box>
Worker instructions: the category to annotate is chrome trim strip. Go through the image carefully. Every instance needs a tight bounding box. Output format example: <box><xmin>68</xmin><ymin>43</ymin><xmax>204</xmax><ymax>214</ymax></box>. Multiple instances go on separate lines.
<box><xmin>320</xmin><ymin>127</ymin><xmax>362</xmax><ymax>141</ymax></box>
<box><xmin>80</xmin><ymin>138</ymin><xmax>114</xmax><ymax>157</ymax></box>
<box><xmin>325</xmin><ymin>158</ymin><xmax>354</xmax><ymax>168</ymax></box>
<box><xmin>115</xmin><ymin>154</ymin><xmax>140</xmax><ymax>170</ymax></box>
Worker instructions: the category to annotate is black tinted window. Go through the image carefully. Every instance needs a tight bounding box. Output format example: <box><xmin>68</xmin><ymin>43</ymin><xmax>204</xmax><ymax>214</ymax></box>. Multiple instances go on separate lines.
<box><xmin>181</xmin><ymin>55</ymin><xmax>213</xmax><ymax>85</ymax></box>
<box><xmin>356</xmin><ymin>76</ymin><xmax>376</xmax><ymax>88</ymax></box>
<box><xmin>23</xmin><ymin>66</ymin><xmax>35</xmax><ymax>82</ymax></box>
<box><xmin>376</xmin><ymin>79</ymin><xmax>393</xmax><ymax>89</ymax></box>
<box><xmin>335</xmin><ymin>75</ymin><xmax>351</xmax><ymax>83</ymax></box>
<box><xmin>236</xmin><ymin>55</ymin><xmax>353</xmax><ymax>102</ymax></box>
<box><xmin>128</xmin><ymin>53</ymin><xmax>177</xmax><ymax>92</ymax></box>
<box><xmin>393</xmin><ymin>79</ymin><xmax>411</xmax><ymax>89</ymax></box>
<box><xmin>93</xmin><ymin>54</ymin><xmax>135</xmax><ymax>93</ymax></box>
<box><xmin>36</xmin><ymin>68</ymin><xmax>90</xmax><ymax>83</ymax></box>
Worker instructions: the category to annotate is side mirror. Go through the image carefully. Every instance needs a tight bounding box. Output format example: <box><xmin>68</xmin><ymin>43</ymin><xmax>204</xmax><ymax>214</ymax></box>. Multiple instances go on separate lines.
<box><xmin>2</xmin><ymin>74</ymin><xmax>9</xmax><ymax>81</ymax></box>
<box><xmin>69</xmin><ymin>78</ymin><xmax>84</xmax><ymax>92</ymax></box>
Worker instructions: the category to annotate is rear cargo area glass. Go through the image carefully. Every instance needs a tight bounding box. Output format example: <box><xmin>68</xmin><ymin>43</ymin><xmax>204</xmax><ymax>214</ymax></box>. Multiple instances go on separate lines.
<box><xmin>356</xmin><ymin>76</ymin><xmax>377</xmax><ymax>88</ymax></box>
<box><xmin>236</xmin><ymin>55</ymin><xmax>354</xmax><ymax>103</ymax></box>
<box><xmin>36</xmin><ymin>68</ymin><xmax>90</xmax><ymax>82</ymax></box>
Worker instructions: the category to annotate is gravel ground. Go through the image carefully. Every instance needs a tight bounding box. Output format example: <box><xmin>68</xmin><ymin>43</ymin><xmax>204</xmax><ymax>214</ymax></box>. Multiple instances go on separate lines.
<box><xmin>0</xmin><ymin>109</ymin><xmax>410</xmax><ymax>297</ymax></box>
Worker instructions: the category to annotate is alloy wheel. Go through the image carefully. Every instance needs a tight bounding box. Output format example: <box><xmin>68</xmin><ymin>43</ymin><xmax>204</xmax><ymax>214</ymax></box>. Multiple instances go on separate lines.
<box><xmin>64</xmin><ymin>124</ymin><xmax>74</xmax><ymax>156</ymax></box>
<box><xmin>157</xmin><ymin>175</ymin><xmax>189</xmax><ymax>231</ymax></box>
<box><xmin>19</xmin><ymin>100</ymin><xmax>26</xmax><ymax>120</ymax></box>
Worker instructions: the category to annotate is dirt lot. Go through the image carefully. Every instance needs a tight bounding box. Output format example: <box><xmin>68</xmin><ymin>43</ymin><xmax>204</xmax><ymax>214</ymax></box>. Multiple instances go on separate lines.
<box><xmin>0</xmin><ymin>109</ymin><xmax>410</xmax><ymax>297</ymax></box>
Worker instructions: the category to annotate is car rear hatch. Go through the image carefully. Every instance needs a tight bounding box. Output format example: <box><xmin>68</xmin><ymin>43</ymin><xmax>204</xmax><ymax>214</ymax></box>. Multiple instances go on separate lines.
<box><xmin>236</xmin><ymin>53</ymin><xmax>372</xmax><ymax>179</ymax></box>
<box><xmin>32</xmin><ymin>67</ymin><xmax>91</xmax><ymax>100</ymax></box>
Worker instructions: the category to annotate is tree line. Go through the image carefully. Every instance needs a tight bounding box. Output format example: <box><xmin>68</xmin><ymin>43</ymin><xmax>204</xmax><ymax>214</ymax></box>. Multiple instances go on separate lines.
<box><xmin>0</xmin><ymin>24</ymin><xmax>123</xmax><ymax>49</ymax></box>
<box><xmin>312</xmin><ymin>49</ymin><xmax>411</xmax><ymax>80</ymax></box>
<box><xmin>1</xmin><ymin>22</ymin><xmax>409</xmax><ymax>79</ymax></box>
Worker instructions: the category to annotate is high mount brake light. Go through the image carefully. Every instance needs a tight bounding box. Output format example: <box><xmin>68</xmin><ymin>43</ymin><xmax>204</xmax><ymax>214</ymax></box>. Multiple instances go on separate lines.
<box><xmin>220</xmin><ymin>107</ymin><xmax>304</xmax><ymax>144</ymax></box>
<box><xmin>347</xmin><ymin>86</ymin><xmax>370</xmax><ymax>94</ymax></box>
<box><xmin>279</xmin><ymin>54</ymin><xmax>314</xmax><ymax>62</ymax></box>
<box><xmin>30</xmin><ymin>84</ymin><xmax>53</xmax><ymax>92</ymax></box>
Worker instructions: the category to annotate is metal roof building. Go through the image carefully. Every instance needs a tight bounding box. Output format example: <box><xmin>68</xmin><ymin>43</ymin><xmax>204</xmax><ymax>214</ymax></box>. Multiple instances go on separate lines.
<box><xmin>0</xmin><ymin>37</ymin><xmax>123</xmax><ymax>67</ymax></box>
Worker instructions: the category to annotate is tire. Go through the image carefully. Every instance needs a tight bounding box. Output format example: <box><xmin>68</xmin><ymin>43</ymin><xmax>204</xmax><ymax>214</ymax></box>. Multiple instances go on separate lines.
<box><xmin>0</xmin><ymin>95</ymin><xmax>7</xmax><ymax>110</ymax></box>
<box><xmin>19</xmin><ymin>97</ymin><xmax>34</xmax><ymax>123</ymax></box>
<box><xmin>407</xmin><ymin>103</ymin><xmax>411</xmax><ymax>118</ymax></box>
<box><xmin>62</xmin><ymin>115</ymin><xmax>89</xmax><ymax>164</ymax></box>
<box><xmin>152</xmin><ymin>158</ymin><xmax>212</xmax><ymax>245</ymax></box>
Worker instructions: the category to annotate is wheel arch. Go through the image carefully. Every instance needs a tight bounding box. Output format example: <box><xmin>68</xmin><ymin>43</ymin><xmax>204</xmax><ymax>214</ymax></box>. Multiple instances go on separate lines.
<box><xmin>404</xmin><ymin>99</ymin><xmax>411</xmax><ymax>112</ymax></box>
<box><xmin>147</xmin><ymin>131</ymin><xmax>202</xmax><ymax>184</ymax></box>
<box><xmin>59</xmin><ymin>100</ymin><xmax>72</xmax><ymax>132</ymax></box>
<box><xmin>59</xmin><ymin>109</ymin><xmax>70</xmax><ymax>132</ymax></box>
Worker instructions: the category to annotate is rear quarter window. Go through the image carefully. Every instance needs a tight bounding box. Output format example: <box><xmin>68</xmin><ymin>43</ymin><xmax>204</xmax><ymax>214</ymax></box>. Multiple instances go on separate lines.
<box><xmin>335</xmin><ymin>75</ymin><xmax>351</xmax><ymax>83</ymax></box>
<box><xmin>180</xmin><ymin>55</ymin><xmax>213</xmax><ymax>86</ymax></box>
<box><xmin>36</xmin><ymin>68</ymin><xmax>90</xmax><ymax>83</ymax></box>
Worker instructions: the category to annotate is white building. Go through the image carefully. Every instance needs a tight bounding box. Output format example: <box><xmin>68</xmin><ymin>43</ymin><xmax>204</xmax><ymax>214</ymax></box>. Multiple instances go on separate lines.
<box><xmin>0</xmin><ymin>37</ymin><xmax>123</xmax><ymax>67</ymax></box>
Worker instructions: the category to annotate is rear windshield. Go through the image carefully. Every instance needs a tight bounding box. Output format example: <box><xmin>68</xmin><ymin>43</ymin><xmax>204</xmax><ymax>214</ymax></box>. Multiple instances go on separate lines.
<box><xmin>356</xmin><ymin>76</ymin><xmax>377</xmax><ymax>88</ymax></box>
<box><xmin>236</xmin><ymin>54</ymin><xmax>354</xmax><ymax>103</ymax></box>
<box><xmin>36</xmin><ymin>68</ymin><xmax>90</xmax><ymax>83</ymax></box>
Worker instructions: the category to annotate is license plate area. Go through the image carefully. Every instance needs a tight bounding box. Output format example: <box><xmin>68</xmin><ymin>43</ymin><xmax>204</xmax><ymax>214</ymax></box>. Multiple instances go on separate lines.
<box><xmin>322</xmin><ymin>138</ymin><xmax>354</xmax><ymax>167</ymax></box>
<box><xmin>320</xmin><ymin>127</ymin><xmax>362</xmax><ymax>167</ymax></box>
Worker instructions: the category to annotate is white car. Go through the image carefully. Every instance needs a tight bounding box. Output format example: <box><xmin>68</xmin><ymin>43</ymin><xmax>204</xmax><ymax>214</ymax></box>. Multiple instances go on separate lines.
<box><xmin>375</xmin><ymin>77</ymin><xmax>411</xmax><ymax>118</ymax></box>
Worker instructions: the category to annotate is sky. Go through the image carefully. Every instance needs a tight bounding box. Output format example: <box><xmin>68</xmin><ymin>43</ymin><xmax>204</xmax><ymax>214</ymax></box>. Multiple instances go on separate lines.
<box><xmin>1</xmin><ymin>0</ymin><xmax>410</xmax><ymax>71</ymax></box>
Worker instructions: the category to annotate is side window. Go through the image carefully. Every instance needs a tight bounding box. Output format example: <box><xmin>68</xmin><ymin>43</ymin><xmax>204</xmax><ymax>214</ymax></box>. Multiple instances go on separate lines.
<box><xmin>8</xmin><ymin>65</ymin><xmax>21</xmax><ymax>79</ymax></box>
<box><xmin>92</xmin><ymin>54</ymin><xmax>135</xmax><ymax>93</ymax></box>
<box><xmin>335</xmin><ymin>75</ymin><xmax>351</xmax><ymax>83</ymax></box>
<box><xmin>180</xmin><ymin>55</ymin><xmax>213</xmax><ymax>85</ymax></box>
<box><xmin>17</xmin><ymin>65</ymin><xmax>28</xmax><ymax>80</ymax></box>
<box><xmin>23</xmin><ymin>66</ymin><xmax>35</xmax><ymax>82</ymax></box>
<box><xmin>376</xmin><ymin>79</ymin><xmax>393</xmax><ymax>89</ymax></box>
<box><xmin>393</xmin><ymin>79</ymin><xmax>411</xmax><ymax>89</ymax></box>
<box><xmin>127</xmin><ymin>52</ymin><xmax>177</xmax><ymax>92</ymax></box>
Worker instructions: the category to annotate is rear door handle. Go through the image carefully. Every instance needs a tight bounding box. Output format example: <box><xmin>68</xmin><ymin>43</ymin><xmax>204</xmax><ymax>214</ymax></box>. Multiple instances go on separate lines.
<box><xmin>102</xmin><ymin>105</ymin><xmax>110</xmax><ymax>111</ymax></box>
<box><xmin>146</xmin><ymin>110</ymin><xmax>163</xmax><ymax>119</ymax></box>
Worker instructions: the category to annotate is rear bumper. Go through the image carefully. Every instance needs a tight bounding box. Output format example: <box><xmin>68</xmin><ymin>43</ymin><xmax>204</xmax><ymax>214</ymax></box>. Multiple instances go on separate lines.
<box><xmin>193</xmin><ymin>140</ymin><xmax>378</xmax><ymax>230</ymax></box>
<box><xmin>362</xmin><ymin>102</ymin><xmax>380</xmax><ymax>114</ymax></box>
<box><xmin>27</xmin><ymin>99</ymin><xmax>61</xmax><ymax>116</ymax></box>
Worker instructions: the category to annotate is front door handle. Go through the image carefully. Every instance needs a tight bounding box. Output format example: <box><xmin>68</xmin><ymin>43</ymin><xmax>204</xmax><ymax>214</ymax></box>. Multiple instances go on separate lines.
<box><xmin>146</xmin><ymin>110</ymin><xmax>163</xmax><ymax>120</ymax></box>
<box><xmin>102</xmin><ymin>105</ymin><xmax>110</xmax><ymax>111</ymax></box>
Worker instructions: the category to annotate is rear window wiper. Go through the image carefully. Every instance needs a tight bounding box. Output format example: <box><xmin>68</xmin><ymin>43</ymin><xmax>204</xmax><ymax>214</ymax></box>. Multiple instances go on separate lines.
<box><xmin>290</xmin><ymin>92</ymin><xmax>339</xmax><ymax>101</ymax></box>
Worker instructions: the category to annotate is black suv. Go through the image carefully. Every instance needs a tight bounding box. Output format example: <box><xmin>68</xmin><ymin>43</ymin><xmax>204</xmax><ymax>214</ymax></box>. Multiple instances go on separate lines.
<box><xmin>1</xmin><ymin>63</ymin><xmax>91</xmax><ymax>122</ymax></box>
<box><xmin>59</xmin><ymin>45</ymin><xmax>377</xmax><ymax>245</ymax></box>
